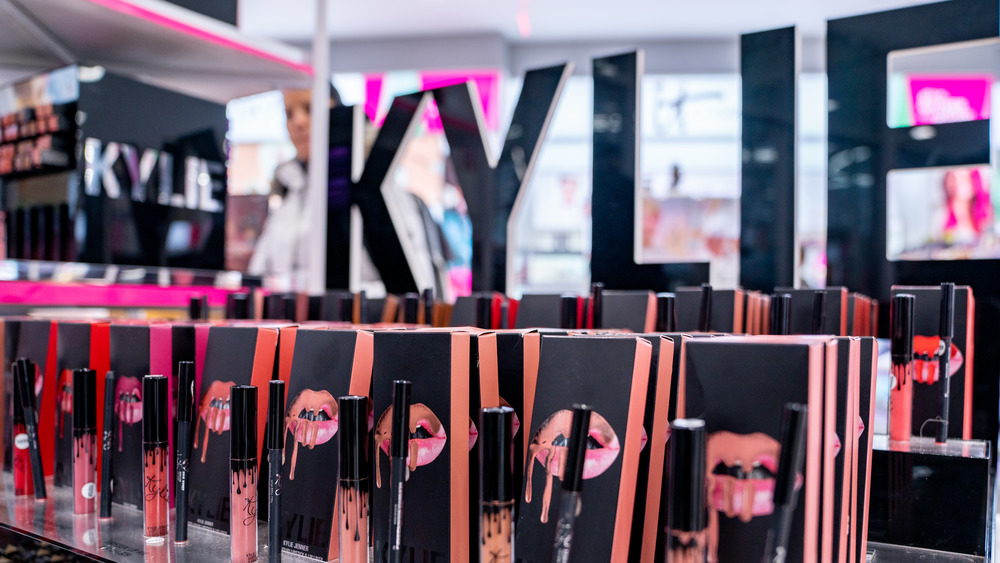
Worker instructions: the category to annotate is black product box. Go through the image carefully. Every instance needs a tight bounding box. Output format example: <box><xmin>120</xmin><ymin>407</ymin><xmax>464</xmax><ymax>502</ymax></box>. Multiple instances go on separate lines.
<box><xmin>601</xmin><ymin>290</ymin><xmax>657</xmax><ymax>333</ymax></box>
<box><xmin>3</xmin><ymin>319</ymin><xmax>56</xmax><ymax>475</ymax></box>
<box><xmin>371</xmin><ymin>330</ymin><xmax>472</xmax><ymax>561</ymax></box>
<box><xmin>675</xmin><ymin>287</ymin><xmax>745</xmax><ymax>333</ymax></box>
<box><xmin>889</xmin><ymin>285</ymin><xmax>975</xmax><ymax>440</ymax></box>
<box><xmin>275</xmin><ymin>327</ymin><xmax>372</xmax><ymax>559</ymax></box>
<box><xmin>683</xmin><ymin>336</ymin><xmax>834</xmax><ymax>563</ymax></box>
<box><xmin>774</xmin><ymin>287</ymin><xmax>849</xmax><ymax>336</ymax></box>
<box><xmin>186</xmin><ymin>326</ymin><xmax>277</xmax><ymax>532</ymax></box>
<box><xmin>516</xmin><ymin>334</ymin><xmax>652</xmax><ymax>562</ymax></box>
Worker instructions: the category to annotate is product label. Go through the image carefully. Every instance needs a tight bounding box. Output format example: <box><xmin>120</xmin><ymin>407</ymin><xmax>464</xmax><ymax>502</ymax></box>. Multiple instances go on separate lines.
<box><xmin>82</xmin><ymin>482</ymin><xmax>97</xmax><ymax>499</ymax></box>
<box><xmin>14</xmin><ymin>433</ymin><xmax>28</xmax><ymax>450</ymax></box>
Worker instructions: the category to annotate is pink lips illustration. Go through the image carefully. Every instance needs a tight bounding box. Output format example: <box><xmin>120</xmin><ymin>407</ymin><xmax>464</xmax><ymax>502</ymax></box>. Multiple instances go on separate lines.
<box><xmin>284</xmin><ymin>389</ymin><xmax>339</xmax><ymax>480</ymax></box>
<box><xmin>525</xmin><ymin>409</ymin><xmax>621</xmax><ymax>523</ymax></box>
<box><xmin>194</xmin><ymin>380</ymin><xmax>235</xmax><ymax>463</ymax></box>
<box><xmin>706</xmin><ymin>431</ymin><xmax>781</xmax><ymax>522</ymax></box>
<box><xmin>114</xmin><ymin>375</ymin><xmax>143</xmax><ymax>451</ymax></box>
<box><xmin>374</xmin><ymin>403</ymin><xmax>448</xmax><ymax>488</ymax></box>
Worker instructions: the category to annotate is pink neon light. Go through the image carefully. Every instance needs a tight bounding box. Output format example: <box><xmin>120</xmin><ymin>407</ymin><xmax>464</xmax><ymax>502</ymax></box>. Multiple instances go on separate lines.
<box><xmin>84</xmin><ymin>0</ymin><xmax>314</xmax><ymax>77</ymax></box>
<box><xmin>0</xmin><ymin>280</ymin><xmax>237</xmax><ymax>308</ymax></box>
<box><xmin>908</xmin><ymin>74</ymin><xmax>992</xmax><ymax>125</ymax></box>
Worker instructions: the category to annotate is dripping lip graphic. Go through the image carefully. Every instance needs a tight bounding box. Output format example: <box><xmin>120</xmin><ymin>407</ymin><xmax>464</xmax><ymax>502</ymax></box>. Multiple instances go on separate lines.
<box><xmin>114</xmin><ymin>376</ymin><xmax>143</xmax><ymax>425</ymax></box>
<box><xmin>706</xmin><ymin>431</ymin><xmax>802</xmax><ymax>522</ymax></box>
<box><xmin>285</xmin><ymin>389</ymin><xmax>339</xmax><ymax>448</ymax></box>
<box><xmin>199</xmin><ymin>380</ymin><xmax>235</xmax><ymax>433</ymax></box>
<box><xmin>531</xmin><ymin>409</ymin><xmax>621</xmax><ymax>481</ymax></box>
<box><xmin>375</xmin><ymin>403</ymin><xmax>447</xmax><ymax>469</ymax></box>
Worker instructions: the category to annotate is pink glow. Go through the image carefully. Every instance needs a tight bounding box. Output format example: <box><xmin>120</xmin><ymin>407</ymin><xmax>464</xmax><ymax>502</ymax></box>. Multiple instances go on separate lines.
<box><xmin>363</xmin><ymin>70</ymin><xmax>501</xmax><ymax>132</ymax></box>
<box><xmin>84</xmin><ymin>0</ymin><xmax>313</xmax><ymax>77</ymax></box>
<box><xmin>908</xmin><ymin>75</ymin><xmax>992</xmax><ymax>125</ymax></box>
<box><xmin>0</xmin><ymin>281</ymin><xmax>237</xmax><ymax>308</ymax></box>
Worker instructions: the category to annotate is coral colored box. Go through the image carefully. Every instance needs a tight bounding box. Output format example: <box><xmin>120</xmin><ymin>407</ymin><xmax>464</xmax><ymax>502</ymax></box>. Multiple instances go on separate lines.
<box><xmin>186</xmin><ymin>326</ymin><xmax>277</xmax><ymax>533</ymax></box>
<box><xmin>516</xmin><ymin>334</ymin><xmax>652</xmax><ymax>562</ymax></box>
<box><xmin>273</xmin><ymin>327</ymin><xmax>373</xmax><ymax>560</ymax></box>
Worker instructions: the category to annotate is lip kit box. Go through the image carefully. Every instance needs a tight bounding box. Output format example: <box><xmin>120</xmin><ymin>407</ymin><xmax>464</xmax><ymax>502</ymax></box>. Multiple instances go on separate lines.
<box><xmin>52</xmin><ymin>321</ymin><xmax>109</xmax><ymax>488</ymax></box>
<box><xmin>516</xmin><ymin>333</ymin><xmax>653</xmax><ymax>562</ymax></box>
<box><xmin>890</xmin><ymin>285</ymin><xmax>975</xmax><ymax>440</ymax></box>
<box><xmin>186</xmin><ymin>325</ymin><xmax>278</xmax><ymax>532</ymax></box>
<box><xmin>682</xmin><ymin>336</ymin><xmax>833</xmax><ymax>563</ymax></box>
<box><xmin>273</xmin><ymin>327</ymin><xmax>372</xmax><ymax>559</ymax></box>
<box><xmin>107</xmin><ymin>323</ymin><xmax>207</xmax><ymax>509</ymax></box>
<box><xmin>675</xmin><ymin>287</ymin><xmax>746</xmax><ymax>333</ymax></box>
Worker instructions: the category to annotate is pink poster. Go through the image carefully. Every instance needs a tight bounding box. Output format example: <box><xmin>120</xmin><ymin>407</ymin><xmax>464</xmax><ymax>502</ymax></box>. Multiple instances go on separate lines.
<box><xmin>908</xmin><ymin>75</ymin><xmax>992</xmax><ymax>125</ymax></box>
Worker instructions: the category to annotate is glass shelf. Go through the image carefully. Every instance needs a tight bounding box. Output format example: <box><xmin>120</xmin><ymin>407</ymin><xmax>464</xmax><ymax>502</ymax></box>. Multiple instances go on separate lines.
<box><xmin>0</xmin><ymin>474</ymin><xmax>318</xmax><ymax>562</ymax></box>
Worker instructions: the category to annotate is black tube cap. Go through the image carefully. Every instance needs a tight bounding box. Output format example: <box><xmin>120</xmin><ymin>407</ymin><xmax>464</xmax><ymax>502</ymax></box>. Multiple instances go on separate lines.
<box><xmin>338</xmin><ymin>396</ymin><xmax>370</xmax><ymax>480</ymax></box>
<box><xmin>669</xmin><ymin>418</ymin><xmax>706</xmax><ymax>532</ymax></box>
<box><xmin>891</xmin><ymin>294</ymin><xmax>915</xmax><ymax>363</ymax></box>
<box><xmin>14</xmin><ymin>359</ymin><xmax>36</xmax><ymax>412</ymax></box>
<box><xmin>282</xmin><ymin>294</ymin><xmax>297</xmax><ymax>322</ymax></box>
<box><xmin>480</xmin><ymin>406</ymin><xmax>514</xmax><ymax>503</ymax></box>
<box><xmin>562</xmin><ymin>404</ymin><xmax>593</xmax><ymax>492</ymax></box>
<box><xmin>476</xmin><ymin>294</ymin><xmax>492</xmax><ymax>329</ymax></box>
<box><xmin>12</xmin><ymin>362</ymin><xmax>27</xmax><ymax>424</ymax></box>
<box><xmin>698</xmin><ymin>283</ymin><xmax>712</xmax><ymax>332</ymax></box>
<box><xmin>267</xmin><ymin>380</ymin><xmax>286</xmax><ymax>450</ymax></box>
<box><xmin>811</xmin><ymin>291</ymin><xmax>827</xmax><ymax>335</ymax></box>
<box><xmin>939</xmin><ymin>282</ymin><xmax>955</xmax><ymax>339</ymax></box>
<box><xmin>143</xmin><ymin>375</ymin><xmax>169</xmax><ymax>443</ymax></box>
<box><xmin>357</xmin><ymin>290</ymin><xmax>368</xmax><ymax>324</ymax></box>
<box><xmin>402</xmin><ymin>293</ymin><xmax>420</xmax><ymax>324</ymax></box>
<box><xmin>422</xmin><ymin>288</ymin><xmax>435</xmax><ymax>326</ymax></box>
<box><xmin>774</xmin><ymin>403</ymin><xmax>808</xmax><ymax>507</ymax></box>
<box><xmin>390</xmin><ymin>381</ymin><xmax>411</xmax><ymax>459</ymax></box>
<box><xmin>656</xmin><ymin>292</ymin><xmax>676</xmax><ymax>332</ymax></box>
<box><xmin>230</xmin><ymin>385</ymin><xmax>258</xmax><ymax>460</ymax></box>
<box><xmin>72</xmin><ymin>369</ymin><xmax>96</xmax><ymax>431</ymax></box>
<box><xmin>337</xmin><ymin>294</ymin><xmax>355</xmax><ymax>323</ymax></box>
<box><xmin>177</xmin><ymin>362</ymin><xmax>196</xmax><ymax>423</ymax></box>
<box><xmin>228</xmin><ymin>293</ymin><xmax>250</xmax><ymax>320</ymax></box>
<box><xmin>560</xmin><ymin>295</ymin><xmax>578</xmax><ymax>330</ymax></box>
<box><xmin>591</xmin><ymin>282</ymin><xmax>604</xmax><ymax>329</ymax></box>
<box><xmin>189</xmin><ymin>295</ymin><xmax>208</xmax><ymax>321</ymax></box>
<box><xmin>770</xmin><ymin>294</ymin><xmax>792</xmax><ymax>336</ymax></box>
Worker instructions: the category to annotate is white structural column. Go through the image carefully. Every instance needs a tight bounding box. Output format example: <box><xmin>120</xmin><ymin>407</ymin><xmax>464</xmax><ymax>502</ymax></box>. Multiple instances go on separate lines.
<box><xmin>306</xmin><ymin>0</ymin><xmax>330</xmax><ymax>294</ymax></box>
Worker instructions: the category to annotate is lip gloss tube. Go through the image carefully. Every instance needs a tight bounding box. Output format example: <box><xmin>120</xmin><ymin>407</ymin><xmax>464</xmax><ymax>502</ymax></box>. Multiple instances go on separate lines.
<box><xmin>72</xmin><ymin>369</ymin><xmax>97</xmax><ymax>514</ymax></box>
<box><xmin>656</xmin><ymin>292</ymin><xmax>676</xmax><ymax>332</ymax></box>
<box><xmin>590</xmin><ymin>282</ymin><xmax>604</xmax><ymax>329</ymax></box>
<box><xmin>231</xmin><ymin>385</ymin><xmax>259</xmax><ymax>563</ymax></box>
<box><xmin>176</xmin><ymin>362</ymin><xmax>196</xmax><ymax>542</ymax></box>
<box><xmin>388</xmin><ymin>380</ymin><xmax>411</xmax><ymax>563</ymax></box>
<box><xmin>890</xmin><ymin>294</ymin><xmax>915</xmax><ymax>442</ymax></box>
<box><xmin>551</xmin><ymin>404</ymin><xmax>592</xmax><ymax>563</ymax></box>
<box><xmin>12</xmin><ymin>362</ymin><xmax>34</xmax><ymax>497</ymax></box>
<box><xmin>100</xmin><ymin>371</ymin><xmax>115</xmax><ymax>518</ymax></box>
<box><xmin>762</xmin><ymin>404</ymin><xmax>808</xmax><ymax>563</ymax></box>
<box><xmin>142</xmin><ymin>375</ymin><xmax>169</xmax><ymax>541</ymax></box>
<box><xmin>267</xmin><ymin>380</ymin><xmax>286</xmax><ymax>563</ymax></box>
<box><xmin>936</xmin><ymin>282</ymin><xmax>955</xmax><ymax>444</ymax></box>
<box><xmin>666</xmin><ymin>418</ymin><xmax>707</xmax><ymax>563</ymax></box>
<box><xmin>421</xmin><ymin>288</ymin><xmax>434</xmax><ymax>326</ymax></box>
<box><xmin>15</xmin><ymin>358</ymin><xmax>46</xmax><ymax>501</ymax></box>
<box><xmin>481</xmin><ymin>406</ymin><xmax>515</xmax><ymax>563</ymax></box>
<box><xmin>338</xmin><ymin>395</ymin><xmax>371</xmax><ymax>563</ymax></box>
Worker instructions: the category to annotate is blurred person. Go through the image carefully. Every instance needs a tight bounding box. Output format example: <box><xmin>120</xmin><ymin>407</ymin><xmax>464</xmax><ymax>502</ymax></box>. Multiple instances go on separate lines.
<box><xmin>248</xmin><ymin>86</ymin><xmax>342</xmax><ymax>287</ymax></box>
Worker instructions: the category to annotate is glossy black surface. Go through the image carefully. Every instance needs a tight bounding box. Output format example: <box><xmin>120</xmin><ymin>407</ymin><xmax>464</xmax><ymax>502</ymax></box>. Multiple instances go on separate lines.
<box><xmin>435</xmin><ymin>64</ymin><xmax>571</xmax><ymax>293</ymax></box>
<box><xmin>590</xmin><ymin>51</ymin><xmax>709</xmax><ymax>291</ymax></box>
<box><xmin>740</xmin><ymin>26</ymin><xmax>797</xmax><ymax>291</ymax></box>
<box><xmin>826</xmin><ymin>0</ymin><xmax>1000</xmax><ymax>441</ymax></box>
<box><xmin>868</xmin><ymin>436</ymin><xmax>991</xmax><ymax>555</ymax></box>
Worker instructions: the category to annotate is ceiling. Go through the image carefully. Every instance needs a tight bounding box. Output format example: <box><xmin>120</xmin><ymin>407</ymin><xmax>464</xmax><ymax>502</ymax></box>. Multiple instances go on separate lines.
<box><xmin>238</xmin><ymin>0</ymin><xmax>941</xmax><ymax>42</ymax></box>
